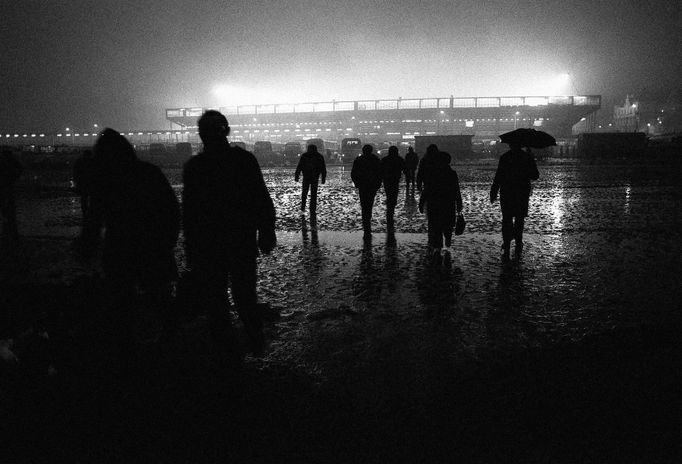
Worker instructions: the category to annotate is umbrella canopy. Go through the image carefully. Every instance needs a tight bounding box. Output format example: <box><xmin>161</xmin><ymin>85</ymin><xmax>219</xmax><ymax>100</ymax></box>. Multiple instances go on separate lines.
<box><xmin>499</xmin><ymin>128</ymin><xmax>556</xmax><ymax>149</ymax></box>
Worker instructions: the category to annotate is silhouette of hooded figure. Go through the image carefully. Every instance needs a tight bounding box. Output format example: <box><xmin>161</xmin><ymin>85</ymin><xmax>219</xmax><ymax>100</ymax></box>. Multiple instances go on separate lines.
<box><xmin>182</xmin><ymin>110</ymin><xmax>276</xmax><ymax>358</ymax></box>
<box><xmin>351</xmin><ymin>144</ymin><xmax>383</xmax><ymax>241</ymax></box>
<box><xmin>423</xmin><ymin>151</ymin><xmax>463</xmax><ymax>250</ymax></box>
<box><xmin>416</xmin><ymin>144</ymin><xmax>440</xmax><ymax>193</ymax></box>
<box><xmin>381</xmin><ymin>146</ymin><xmax>405</xmax><ymax>229</ymax></box>
<box><xmin>490</xmin><ymin>143</ymin><xmax>539</xmax><ymax>257</ymax></box>
<box><xmin>0</xmin><ymin>149</ymin><xmax>23</xmax><ymax>241</ymax></box>
<box><xmin>404</xmin><ymin>146</ymin><xmax>419</xmax><ymax>194</ymax></box>
<box><xmin>82</xmin><ymin>128</ymin><xmax>180</xmax><ymax>370</ymax></box>
<box><xmin>294</xmin><ymin>144</ymin><xmax>327</xmax><ymax>216</ymax></box>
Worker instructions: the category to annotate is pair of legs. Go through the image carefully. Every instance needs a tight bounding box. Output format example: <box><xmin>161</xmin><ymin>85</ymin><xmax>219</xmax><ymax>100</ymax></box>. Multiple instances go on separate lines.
<box><xmin>502</xmin><ymin>214</ymin><xmax>525</xmax><ymax>256</ymax></box>
<box><xmin>427</xmin><ymin>206</ymin><xmax>454</xmax><ymax>249</ymax></box>
<box><xmin>359</xmin><ymin>189</ymin><xmax>378</xmax><ymax>239</ymax></box>
<box><xmin>192</xmin><ymin>256</ymin><xmax>263</xmax><ymax>358</ymax></box>
<box><xmin>300</xmin><ymin>178</ymin><xmax>319</xmax><ymax>214</ymax></box>
<box><xmin>405</xmin><ymin>169</ymin><xmax>416</xmax><ymax>193</ymax></box>
<box><xmin>384</xmin><ymin>181</ymin><xmax>399</xmax><ymax>229</ymax></box>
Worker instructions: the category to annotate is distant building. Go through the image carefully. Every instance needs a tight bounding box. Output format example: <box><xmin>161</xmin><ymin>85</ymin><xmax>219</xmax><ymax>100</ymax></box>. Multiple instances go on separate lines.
<box><xmin>613</xmin><ymin>91</ymin><xmax>682</xmax><ymax>135</ymax></box>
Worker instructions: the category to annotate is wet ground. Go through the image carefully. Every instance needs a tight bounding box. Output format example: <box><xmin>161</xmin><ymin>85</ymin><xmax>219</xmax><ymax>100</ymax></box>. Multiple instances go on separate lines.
<box><xmin>2</xmin><ymin>159</ymin><xmax>682</xmax><ymax>462</ymax></box>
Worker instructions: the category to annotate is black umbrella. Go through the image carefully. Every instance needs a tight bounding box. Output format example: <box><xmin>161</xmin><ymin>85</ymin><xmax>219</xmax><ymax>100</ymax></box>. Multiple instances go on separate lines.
<box><xmin>499</xmin><ymin>128</ymin><xmax>556</xmax><ymax>148</ymax></box>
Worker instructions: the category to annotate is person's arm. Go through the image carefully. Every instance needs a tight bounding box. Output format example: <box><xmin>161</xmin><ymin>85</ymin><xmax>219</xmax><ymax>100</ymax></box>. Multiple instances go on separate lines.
<box><xmin>416</xmin><ymin>158</ymin><xmax>424</xmax><ymax>191</ymax></box>
<box><xmin>454</xmin><ymin>171</ymin><xmax>463</xmax><ymax>213</ymax></box>
<box><xmin>251</xmin><ymin>157</ymin><xmax>276</xmax><ymax>254</ymax></box>
<box><xmin>490</xmin><ymin>158</ymin><xmax>503</xmax><ymax>203</ymax></box>
<box><xmin>528</xmin><ymin>154</ymin><xmax>539</xmax><ymax>181</ymax></box>
<box><xmin>319</xmin><ymin>154</ymin><xmax>327</xmax><ymax>184</ymax></box>
<box><xmin>294</xmin><ymin>156</ymin><xmax>303</xmax><ymax>182</ymax></box>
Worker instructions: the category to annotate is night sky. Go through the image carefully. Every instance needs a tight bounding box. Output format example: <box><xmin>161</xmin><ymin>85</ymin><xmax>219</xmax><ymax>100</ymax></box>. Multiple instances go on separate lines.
<box><xmin>2</xmin><ymin>0</ymin><xmax>680</xmax><ymax>132</ymax></box>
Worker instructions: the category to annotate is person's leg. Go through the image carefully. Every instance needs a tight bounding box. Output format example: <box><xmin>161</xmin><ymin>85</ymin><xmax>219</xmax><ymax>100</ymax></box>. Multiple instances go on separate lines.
<box><xmin>514</xmin><ymin>216</ymin><xmax>525</xmax><ymax>254</ymax></box>
<box><xmin>386</xmin><ymin>183</ymin><xmax>398</xmax><ymax>227</ymax></box>
<box><xmin>501</xmin><ymin>213</ymin><xmax>513</xmax><ymax>258</ymax></box>
<box><xmin>360</xmin><ymin>190</ymin><xmax>376</xmax><ymax>237</ymax></box>
<box><xmin>427</xmin><ymin>207</ymin><xmax>444</xmax><ymax>249</ymax></box>
<box><xmin>193</xmin><ymin>264</ymin><xmax>241</xmax><ymax>365</ymax></box>
<box><xmin>229</xmin><ymin>257</ymin><xmax>263</xmax><ymax>354</ymax></box>
<box><xmin>309</xmin><ymin>180</ymin><xmax>319</xmax><ymax>215</ymax></box>
<box><xmin>301</xmin><ymin>179</ymin><xmax>311</xmax><ymax>212</ymax></box>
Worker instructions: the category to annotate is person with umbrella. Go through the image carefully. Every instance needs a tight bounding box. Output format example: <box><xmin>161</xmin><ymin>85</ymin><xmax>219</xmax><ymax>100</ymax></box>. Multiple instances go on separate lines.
<box><xmin>490</xmin><ymin>129</ymin><xmax>547</xmax><ymax>258</ymax></box>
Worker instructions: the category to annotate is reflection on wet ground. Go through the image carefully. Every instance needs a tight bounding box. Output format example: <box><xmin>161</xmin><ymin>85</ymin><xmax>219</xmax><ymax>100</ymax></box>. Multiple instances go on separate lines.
<box><xmin>8</xmin><ymin>160</ymin><xmax>682</xmax><ymax>378</ymax></box>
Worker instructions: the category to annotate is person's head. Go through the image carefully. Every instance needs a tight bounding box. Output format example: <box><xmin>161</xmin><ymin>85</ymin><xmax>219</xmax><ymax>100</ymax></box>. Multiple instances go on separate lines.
<box><xmin>94</xmin><ymin>128</ymin><xmax>137</xmax><ymax>173</ymax></box>
<box><xmin>426</xmin><ymin>144</ymin><xmax>439</xmax><ymax>157</ymax></box>
<box><xmin>362</xmin><ymin>144</ymin><xmax>373</xmax><ymax>156</ymax></box>
<box><xmin>198</xmin><ymin>110</ymin><xmax>230</xmax><ymax>145</ymax></box>
<box><xmin>388</xmin><ymin>146</ymin><xmax>399</xmax><ymax>157</ymax></box>
<box><xmin>307</xmin><ymin>144</ymin><xmax>318</xmax><ymax>153</ymax></box>
<box><xmin>438</xmin><ymin>151</ymin><xmax>451</xmax><ymax>165</ymax></box>
<box><xmin>407</xmin><ymin>146</ymin><xmax>414</xmax><ymax>153</ymax></box>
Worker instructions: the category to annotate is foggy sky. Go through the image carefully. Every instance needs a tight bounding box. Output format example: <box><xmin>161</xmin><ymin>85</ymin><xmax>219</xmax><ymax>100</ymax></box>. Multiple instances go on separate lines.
<box><xmin>2</xmin><ymin>0</ymin><xmax>680</xmax><ymax>132</ymax></box>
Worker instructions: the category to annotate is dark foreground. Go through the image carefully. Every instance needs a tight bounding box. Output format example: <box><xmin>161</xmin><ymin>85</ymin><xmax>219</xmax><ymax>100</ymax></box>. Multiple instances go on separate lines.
<box><xmin>2</xmin><ymin>159</ymin><xmax>682</xmax><ymax>462</ymax></box>
<box><xmin>2</xmin><ymin>232</ymin><xmax>681</xmax><ymax>463</ymax></box>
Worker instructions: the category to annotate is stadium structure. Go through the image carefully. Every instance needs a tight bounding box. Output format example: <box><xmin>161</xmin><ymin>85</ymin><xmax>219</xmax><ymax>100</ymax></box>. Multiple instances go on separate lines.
<box><xmin>166</xmin><ymin>95</ymin><xmax>601</xmax><ymax>146</ymax></box>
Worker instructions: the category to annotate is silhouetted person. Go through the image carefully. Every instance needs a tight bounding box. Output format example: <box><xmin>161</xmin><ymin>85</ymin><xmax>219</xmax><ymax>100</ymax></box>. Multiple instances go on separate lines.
<box><xmin>183</xmin><ymin>110</ymin><xmax>276</xmax><ymax>362</ymax></box>
<box><xmin>381</xmin><ymin>146</ymin><xmax>405</xmax><ymax>230</ymax></box>
<box><xmin>0</xmin><ymin>149</ymin><xmax>22</xmax><ymax>243</ymax></box>
<box><xmin>490</xmin><ymin>143</ymin><xmax>539</xmax><ymax>258</ymax></box>
<box><xmin>351</xmin><ymin>144</ymin><xmax>382</xmax><ymax>242</ymax></box>
<box><xmin>73</xmin><ymin>149</ymin><xmax>95</xmax><ymax>226</ymax></box>
<box><xmin>404</xmin><ymin>146</ymin><xmax>419</xmax><ymax>194</ymax></box>
<box><xmin>416</xmin><ymin>144</ymin><xmax>440</xmax><ymax>193</ymax></box>
<box><xmin>81</xmin><ymin>129</ymin><xmax>180</xmax><ymax>372</ymax></box>
<box><xmin>294</xmin><ymin>144</ymin><xmax>326</xmax><ymax>217</ymax></box>
<box><xmin>423</xmin><ymin>152</ymin><xmax>463</xmax><ymax>255</ymax></box>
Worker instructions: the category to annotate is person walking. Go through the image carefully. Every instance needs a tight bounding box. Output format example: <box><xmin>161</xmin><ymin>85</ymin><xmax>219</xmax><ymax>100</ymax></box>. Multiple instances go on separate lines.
<box><xmin>490</xmin><ymin>143</ymin><xmax>539</xmax><ymax>259</ymax></box>
<box><xmin>0</xmin><ymin>149</ymin><xmax>22</xmax><ymax>243</ymax></box>
<box><xmin>182</xmin><ymin>110</ymin><xmax>276</xmax><ymax>362</ymax></box>
<box><xmin>351</xmin><ymin>144</ymin><xmax>382</xmax><ymax>243</ymax></box>
<box><xmin>404</xmin><ymin>146</ymin><xmax>419</xmax><ymax>195</ymax></box>
<box><xmin>422</xmin><ymin>151</ymin><xmax>462</xmax><ymax>256</ymax></box>
<box><xmin>294</xmin><ymin>144</ymin><xmax>327</xmax><ymax>218</ymax></box>
<box><xmin>381</xmin><ymin>146</ymin><xmax>405</xmax><ymax>231</ymax></box>
<box><xmin>80</xmin><ymin>129</ymin><xmax>180</xmax><ymax>373</ymax></box>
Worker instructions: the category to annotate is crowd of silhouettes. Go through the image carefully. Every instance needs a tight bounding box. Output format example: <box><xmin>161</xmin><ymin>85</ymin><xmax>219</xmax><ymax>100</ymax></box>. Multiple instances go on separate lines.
<box><xmin>1</xmin><ymin>109</ymin><xmax>541</xmax><ymax>370</ymax></box>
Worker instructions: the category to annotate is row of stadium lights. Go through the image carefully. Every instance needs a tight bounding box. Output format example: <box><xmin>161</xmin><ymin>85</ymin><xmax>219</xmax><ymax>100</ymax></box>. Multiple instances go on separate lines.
<box><xmin>5</xmin><ymin>114</ymin><xmax>551</xmax><ymax>140</ymax></box>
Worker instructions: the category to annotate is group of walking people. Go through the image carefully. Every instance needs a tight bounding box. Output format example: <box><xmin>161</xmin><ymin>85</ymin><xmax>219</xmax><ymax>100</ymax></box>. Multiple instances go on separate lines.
<box><xmin>4</xmin><ymin>109</ymin><xmax>539</xmax><ymax>371</ymax></box>
<box><xmin>295</xmin><ymin>136</ymin><xmax>538</xmax><ymax>261</ymax></box>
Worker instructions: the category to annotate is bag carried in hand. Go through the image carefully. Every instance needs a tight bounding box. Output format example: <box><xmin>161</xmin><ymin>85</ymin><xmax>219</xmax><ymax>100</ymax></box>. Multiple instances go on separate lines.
<box><xmin>455</xmin><ymin>212</ymin><xmax>466</xmax><ymax>236</ymax></box>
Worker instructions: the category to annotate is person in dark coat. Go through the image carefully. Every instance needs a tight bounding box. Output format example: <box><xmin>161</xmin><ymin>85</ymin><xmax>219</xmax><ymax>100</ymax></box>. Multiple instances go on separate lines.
<box><xmin>0</xmin><ymin>149</ymin><xmax>22</xmax><ymax>242</ymax></box>
<box><xmin>416</xmin><ymin>144</ymin><xmax>440</xmax><ymax>193</ymax></box>
<box><xmin>80</xmin><ymin>129</ymin><xmax>180</xmax><ymax>371</ymax></box>
<box><xmin>294</xmin><ymin>144</ymin><xmax>327</xmax><ymax>217</ymax></box>
<box><xmin>351</xmin><ymin>144</ymin><xmax>383</xmax><ymax>242</ymax></box>
<box><xmin>423</xmin><ymin>151</ymin><xmax>463</xmax><ymax>252</ymax></box>
<box><xmin>490</xmin><ymin>143</ymin><xmax>539</xmax><ymax>258</ymax></box>
<box><xmin>381</xmin><ymin>146</ymin><xmax>405</xmax><ymax>230</ymax></box>
<box><xmin>182</xmin><ymin>110</ymin><xmax>276</xmax><ymax>360</ymax></box>
<box><xmin>404</xmin><ymin>146</ymin><xmax>419</xmax><ymax>194</ymax></box>
<box><xmin>73</xmin><ymin>149</ymin><xmax>95</xmax><ymax>226</ymax></box>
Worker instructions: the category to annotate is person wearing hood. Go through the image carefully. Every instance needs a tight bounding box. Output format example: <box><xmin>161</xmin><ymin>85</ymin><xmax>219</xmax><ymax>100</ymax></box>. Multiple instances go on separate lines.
<box><xmin>80</xmin><ymin>128</ymin><xmax>180</xmax><ymax>372</ymax></box>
